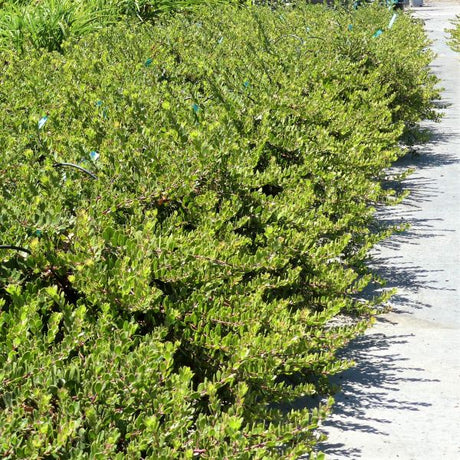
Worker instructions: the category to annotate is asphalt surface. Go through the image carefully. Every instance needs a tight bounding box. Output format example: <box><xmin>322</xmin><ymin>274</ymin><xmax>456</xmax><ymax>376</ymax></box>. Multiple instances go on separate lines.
<box><xmin>317</xmin><ymin>2</ymin><xmax>460</xmax><ymax>459</ymax></box>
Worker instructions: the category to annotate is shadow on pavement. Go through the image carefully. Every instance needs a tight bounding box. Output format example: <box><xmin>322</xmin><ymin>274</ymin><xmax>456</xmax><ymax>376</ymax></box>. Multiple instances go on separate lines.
<box><xmin>366</xmin><ymin>120</ymin><xmax>459</xmax><ymax>311</ymax></box>
<box><xmin>312</xmin><ymin>119</ymin><xmax>455</xmax><ymax>457</ymax></box>
<box><xmin>316</xmin><ymin>332</ymin><xmax>439</xmax><ymax>458</ymax></box>
<box><xmin>369</xmin><ymin>254</ymin><xmax>455</xmax><ymax>307</ymax></box>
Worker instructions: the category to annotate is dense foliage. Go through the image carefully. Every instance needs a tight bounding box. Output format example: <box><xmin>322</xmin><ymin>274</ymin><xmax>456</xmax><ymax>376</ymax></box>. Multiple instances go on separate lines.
<box><xmin>0</xmin><ymin>3</ymin><xmax>439</xmax><ymax>458</ymax></box>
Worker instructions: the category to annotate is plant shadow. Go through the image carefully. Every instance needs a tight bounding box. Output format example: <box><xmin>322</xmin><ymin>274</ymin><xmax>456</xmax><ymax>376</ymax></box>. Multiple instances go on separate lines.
<box><xmin>308</xmin><ymin>119</ymin><xmax>457</xmax><ymax>457</ymax></box>
<box><xmin>312</xmin><ymin>331</ymin><xmax>439</xmax><ymax>459</ymax></box>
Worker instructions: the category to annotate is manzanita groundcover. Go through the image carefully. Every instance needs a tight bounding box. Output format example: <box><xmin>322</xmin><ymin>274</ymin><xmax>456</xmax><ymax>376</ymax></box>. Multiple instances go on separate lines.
<box><xmin>0</xmin><ymin>2</ymin><xmax>439</xmax><ymax>458</ymax></box>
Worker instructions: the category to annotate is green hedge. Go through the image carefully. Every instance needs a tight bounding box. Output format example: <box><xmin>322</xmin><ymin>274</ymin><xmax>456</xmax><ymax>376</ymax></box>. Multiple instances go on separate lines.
<box><xmin>0</xmin><ymin>3</ymin><xmax>438</xmax><ymax>458</ymax></box>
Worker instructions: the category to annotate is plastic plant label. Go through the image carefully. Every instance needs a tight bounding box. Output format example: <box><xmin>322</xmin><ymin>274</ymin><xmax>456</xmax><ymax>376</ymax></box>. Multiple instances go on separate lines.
<box><xmin>373</xmin><ymin>29</ymin><xmax>383</xmax><ymax>38</ymax></box>
<box><xmin>38</xmin><ymin>116</ymin><xmax>48</xmax><ymax>130</ymax></box>
<box><xmin>244</xmin><ymin>81</ymin><xmax>250</xmax><ymax>88</ymax></box>
<box><xmin>144</xmin><ymin>58</ymin><xmax>153</xmax><ymax>67</ymax></box>
<box><xmin>90</xmin><ymin>151</ymin><xmax>100</xmax><ymax>161</ymax></box>
<box><xmin>348</xmin><ymin>24</ymin><xmax>353</xmax><ymax>31</ymax></box>
<box><xmin>388</xmin><ymin>0</ymin><xmax>397</xmax><ymax>10</ymax></box>
<box><xmin>96</xmin><ymin>100</ymin><xmax>108</xmax><ymax>118</ymax></box>
<box><xmin>192</xmin><ymin>103</ymin><xmax>200</xmax><ymax>113</ymax></box>
<box><xmin>218</xmin><ymin>36</ymin><xmax>224</xmax><ymax>44</ymax></box>
<box><xmin>388</xmin><ymin>14</ymin><xmax>397</xmax><ymax>29</ymax></box>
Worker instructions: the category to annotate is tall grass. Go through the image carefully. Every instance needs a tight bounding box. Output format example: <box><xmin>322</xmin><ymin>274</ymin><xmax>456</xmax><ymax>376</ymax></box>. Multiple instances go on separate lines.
<box><xmin>0</xmin><ymin>0</ymin><xmax>217</xmax><ymax>52</ymax></box>
<box><xmin>0</xmin><ymin>0</ymin><xmax>112</xmax><ymax>52</ymax></box>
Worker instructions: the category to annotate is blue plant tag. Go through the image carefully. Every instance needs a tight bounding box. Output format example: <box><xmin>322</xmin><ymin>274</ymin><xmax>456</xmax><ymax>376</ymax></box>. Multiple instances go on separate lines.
<box><xmin>348</xmin><ymin>24</ymin><xmax>353</xmax><ymax>31</ymax></box>
<box><xmin>373</xmin><ymin>29</ymin><xmax>383</xmax><ymax>38</ymax></box>
<box><xmin>38</xmin><ymin>116</ymin><xmax>48</xmax><ymax>130</ymax></box>
<box><xmin>35</xmin><ymin>229</ymin><xmax>42</xmax><ymax>237</ymax></box>
<box><xmin>90</xmin><ymin>151</ymin><xmax>100</xmax><ymax>161</ymax></box>
<box><xmin>96</xmin><ymin>100</ymin><xmax>103</xmax><ymax>107</ymax></box>
<box><xmin>144</xmin><ymin>58</ymin><xmax>153</xmax><ymax>67</ymax></box>
<box><xmin>192</xmin><ymin>103</ymin><xmax>200</xmax><ymax>114</ymax></box>
<box><xmin>388</xmin><ymin>13</ymin><xmax>397</xmax><ymax>29</ymax></box>
<box><xmin>243</xmin><ymin>81</ymin><xmax>250</xmax><ymax>88</ymax></box>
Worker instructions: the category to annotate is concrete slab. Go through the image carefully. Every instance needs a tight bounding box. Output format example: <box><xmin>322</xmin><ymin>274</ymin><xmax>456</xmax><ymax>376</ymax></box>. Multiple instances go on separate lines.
<box><xmin>316</xmin><ymin>2</ymin><xmax>460</xmax><ymax>459</ymax></box>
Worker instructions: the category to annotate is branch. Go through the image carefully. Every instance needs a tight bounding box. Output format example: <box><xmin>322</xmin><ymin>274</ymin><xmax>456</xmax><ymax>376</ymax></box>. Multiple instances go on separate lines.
<box><xmin>0</xmin><ymin>245</ymin><xmax>31</xmax><ymax>254</ymax></box>
<box><xmin>53</xmin><ymin>162</ymin><xmax>97</xmax><ymax>179</ymax></box>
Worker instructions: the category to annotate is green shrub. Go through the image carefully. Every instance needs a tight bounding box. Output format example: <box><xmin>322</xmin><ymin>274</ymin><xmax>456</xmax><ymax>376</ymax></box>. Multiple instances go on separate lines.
<box><xmin>0</xmin><ymin>3</ymin><xmax>438</xmax><ymax>458</ymax></box>
<box><xmin>448</xmin><ymin>15</ymin><xmax>460</xmax><ymax>52</ymax></box>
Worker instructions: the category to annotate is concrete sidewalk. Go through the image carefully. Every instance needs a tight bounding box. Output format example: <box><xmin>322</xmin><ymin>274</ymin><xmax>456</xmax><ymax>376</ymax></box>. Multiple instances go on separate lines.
<box><xmin>317</xmin><ymin>2</ymin><xmax>460</xmax><ymax>459</ymax></box>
